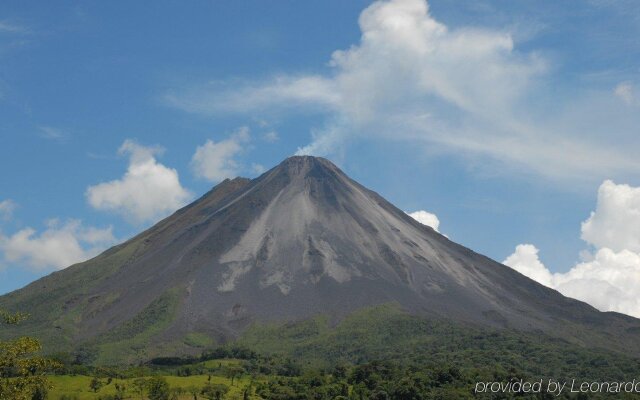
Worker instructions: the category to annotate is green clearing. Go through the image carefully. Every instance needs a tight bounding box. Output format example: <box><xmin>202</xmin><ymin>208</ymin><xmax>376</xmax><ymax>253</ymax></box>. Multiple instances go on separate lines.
<box><xmin>48</xmin><ymin>373</ymin><xmax>254</xmax><ymax>400</ymax></box>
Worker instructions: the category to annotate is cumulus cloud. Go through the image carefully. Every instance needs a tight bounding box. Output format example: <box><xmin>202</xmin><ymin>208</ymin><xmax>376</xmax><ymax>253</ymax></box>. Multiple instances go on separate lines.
<box><xmin>164</xmin><ymin>0</ymin><xmax>640</xmax><ymax>180</ymax></box>
<box><xmin>581</xmin><ymin>180</ymin><xmax>640</xmax><ymax>253</ymax></box>
<box><xmin>407</xmin><ymin>210</ymin><xmax>440</xmax><ymax>232</ymax></box>
<box><xmin>504</xmin><ymin>180</ymin><xmax>640</xmax><ymax>318</ymax></box>
<box><xmin>0</xmin><ymin>219</ymin><xmax>116</xmax><ymax>271</ymax></box>
<box><xmin>554</xmin><ymin>248</ymin><xmax>640</xmax><ymax>317</ymax></box>
<box><xmin>191</xmin><ymin>127</ymin><xmax>250</xmax><ymax>182</ymax></box>
<box><xmin>0</xmin><ymin>200</ymin><xmax>16</xmax><ymax>221</ymax></box>
<box><xmin>503</xmin><ymin>244</ymin><xmax>553</xmax><ymax>287</ymax></box>
<box><xmin>86</xmin><ymin>140</ymin><xmax>192</xmax><ymax>224</ymax></box>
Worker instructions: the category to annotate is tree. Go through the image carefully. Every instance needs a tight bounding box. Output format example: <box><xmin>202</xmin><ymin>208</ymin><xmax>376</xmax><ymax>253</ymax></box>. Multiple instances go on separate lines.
<box><xmin>89</xmin><ymin>376</ymin><xmax>103</xmax><ymax>392</ymax></box>
<box><xmin>224</xmin><ymin>365</ymin><xmax>244</xmax><ymax>386</ymax></box>
<box><xmin>147</xmin><ymin>376</ymin><xmax>171</xmax><ymax>400</ymax></box>
<box><xmin>114</xmin><ymin>382</ymin><xmax>127</xmax><ymax>400</ymax></box>
<box><xmin>391</xmin><ymin>378</ymin><xmax>421</xmax><ymax>400</ymax></box>
<box><xmin>30</xmin><ymin>383</ymin><xmax>48</xmax><ymax>400</ymax></box>
<box><xmin>201</xmin><ymin>383</ymin><xmax>229</xmax><ymax>400</ymax></box>
<box><xmin>243</xmin><ymin>383</ymin><xmax>252</xmax><ymax>400</ymax></box>
<box><xmin>369</xmin><ymin>389</ymin><xmax>390</xmax><ymax>400</ymax></box>
<box><xmin>132</xmin><ymin>378</ymin><xmax>147</xmax><ymax>400</ymax></box>
<box><xmin>0</xmin><ymin>310</ymin><xmax>61</xmax><ymax>400</ymax></box>
<box><xmin>333</xmin><ymin>364</ymin><xmax>348</xmax><ymax>379</ymax></box>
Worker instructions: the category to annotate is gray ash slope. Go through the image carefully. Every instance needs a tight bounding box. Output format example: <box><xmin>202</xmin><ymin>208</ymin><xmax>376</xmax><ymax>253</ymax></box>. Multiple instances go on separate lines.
<box><xmin>2</xmin><ymin>156</ymin><xmax>639</xmax><ymax>361</ymax></box>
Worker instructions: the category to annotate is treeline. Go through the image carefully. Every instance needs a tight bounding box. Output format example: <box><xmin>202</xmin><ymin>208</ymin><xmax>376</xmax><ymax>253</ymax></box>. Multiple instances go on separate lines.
<box><xmin>46</xmin><ymin>345</ymin><xmax>303</xmax><ymax>381</ymax></box>
<box><xmin>147</xmin><ymin>348</ymin><xmax>302</xmax><ymax>380</ymax></box>
<box><xmin>149</xmin><ymin>346</ymin><xmax>260</xmax><ymax>366</ymax></box>
<box><xmin>65</xmin><ymin>358</ymin><xmax>640</xmax><ymax>400</ymax></box>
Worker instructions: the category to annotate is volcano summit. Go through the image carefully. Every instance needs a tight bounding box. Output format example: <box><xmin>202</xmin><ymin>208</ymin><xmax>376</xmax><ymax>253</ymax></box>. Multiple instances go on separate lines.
<box><xmin>1</xmin><ymin>156</ymin><xmax>639</xmax><ymax>363</ymax></box>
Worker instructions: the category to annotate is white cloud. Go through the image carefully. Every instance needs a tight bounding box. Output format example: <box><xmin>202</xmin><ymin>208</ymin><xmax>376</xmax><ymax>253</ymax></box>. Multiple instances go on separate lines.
<box><xmin>504</xmin><ymin>244</ymin><xmax>640</xmax><ymax>318</ymax></box>
<box><xmin>0</xmin><ymin>219</ymin><xmax>116</xmax><ymax>271</ymax></box>
<box><xmin>614</xmin><ymin>82</ymin><xmax>634</xmax><ymax>105</ymax></box>
<box><xmin>164</xmin><ymin>75</ymin><xmax>340</xmax><ymax>115</ymax></box>
<box><xmin>504</xmin><ymin>180</ymin><xmax>640</xmax><ymax>318</ymax></box>
<box><xmin>190</xmin><ymin>127</ymin><xmax>250</xmax><ymax>182</ymax></box>
<box><xmin>0</xmin><ymin>199</ymin><xmax>16</xmax><ymax>221</ymax></box>
<box><xmin>503</xmin><ymin>244</ymin><xmax>553</xmax><ymax>287</ymax></box>
<box><xmin>554</xmin><ymin>248</ymin><xmax>640</xmax><ymax>317</ymax></box>
<box><xmin>295</xmin><ymin>124</ymin><xmax>346</xmax><ymax>157</ymax></box>
<box><xmin>407</xmin><ymin>210</ymin><xmax>440</xmax><ymax>232</ymax></box>
<box><xmin>165</xmin><ymin>0</ymin><xmax>640</xmax><ymax>181</ymax></box>
<box><xmin>86</xmin><ymin>140</ymin><xmax>192</xmax><ymax>224</ymax></box>
<box><xmin>581</xmin><ymin>180</ymin><xmax>640</xmax><ymax>253</ymax></box>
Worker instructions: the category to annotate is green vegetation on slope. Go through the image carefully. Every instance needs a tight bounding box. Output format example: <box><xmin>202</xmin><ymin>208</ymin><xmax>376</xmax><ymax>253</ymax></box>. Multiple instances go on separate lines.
<box><xmin>237</xmin><ymin>304</ymin><xmax>640</xmax><ymax>380</ymax></box>
<box><xmin>0</xmin><ymin>239</ymin><xmax>144</xmax><ymax>352</ymax></box>
<box><xmin>88</xmin><ymin>288</ymin><xmax>184</xmax><ymax>365</ymax></box>
<box><xmin>7</xmin><ymin>303</ymin><xmax>640</xmax><ymax>399</ymax></box>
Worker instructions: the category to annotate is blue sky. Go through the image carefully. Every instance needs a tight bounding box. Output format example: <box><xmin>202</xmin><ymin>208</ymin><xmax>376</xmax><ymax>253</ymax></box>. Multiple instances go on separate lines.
<box><xmin>1</xmin><ymin>0</ymin><xmax>640</xmax><ymax>316</ymax></box>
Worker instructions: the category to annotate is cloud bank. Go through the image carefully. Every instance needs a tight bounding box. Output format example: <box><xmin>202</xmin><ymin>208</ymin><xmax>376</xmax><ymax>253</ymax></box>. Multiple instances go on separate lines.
<box><xmin>86</xmin><ymin>140</ymin><xmax>192</xmax><ymax>224</ymax></box>
<box><xmin>0</xmin><ymin>219</ymin><xmax>115</xmax><ymax>271</ymax></box>
<box><xmin>504</xmin><ymin>180</ymin><xmax>640</xmax><ymax>318</ymax></box>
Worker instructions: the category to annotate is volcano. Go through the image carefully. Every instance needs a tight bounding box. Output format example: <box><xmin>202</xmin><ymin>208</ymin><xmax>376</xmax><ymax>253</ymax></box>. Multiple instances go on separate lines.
<box><xmin>1</xmin><ymin>156</ymin><xmax>639</xmax><ymax>363</ymax></box>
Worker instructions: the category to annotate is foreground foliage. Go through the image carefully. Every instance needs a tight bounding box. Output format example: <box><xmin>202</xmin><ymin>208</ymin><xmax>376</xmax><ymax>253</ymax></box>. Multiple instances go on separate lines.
<box><xmin>0</xmin><ymin>310</ymin><xmax>60</xmax><ymax>400</ymax></box>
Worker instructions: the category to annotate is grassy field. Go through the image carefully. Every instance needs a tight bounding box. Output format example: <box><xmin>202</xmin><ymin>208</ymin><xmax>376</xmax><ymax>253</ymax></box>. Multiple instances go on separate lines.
<box><xmin>49</xmin><ymin>374</ymin><xmax>254</xmax><ymax>400</ymax></box>
<box><xmin>48</xmin><ymin>358</ymin><xmax>256</xmax><ymax>400</ymax></box>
